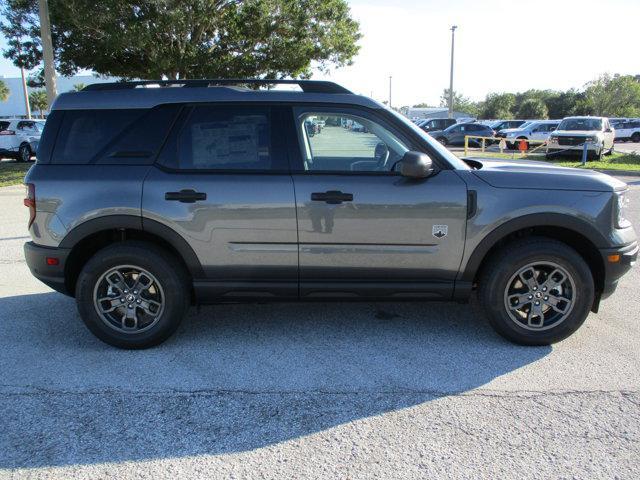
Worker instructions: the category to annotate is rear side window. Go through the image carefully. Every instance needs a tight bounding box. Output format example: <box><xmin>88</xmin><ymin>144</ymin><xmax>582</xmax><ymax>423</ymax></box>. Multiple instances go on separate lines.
<box><xmin>52</xmin><ymin>109</ymin><xmax>147</xmax><ymax>164</ymax></box>
<box><xmin>176</xmin><ymin>106</ymin><xmax>272</xmax><ymax>170</ymax></box>
<box><xmin>0</xmin><ymin>121</ymin><xmax>9</xmax><ymax>131</ymax></box>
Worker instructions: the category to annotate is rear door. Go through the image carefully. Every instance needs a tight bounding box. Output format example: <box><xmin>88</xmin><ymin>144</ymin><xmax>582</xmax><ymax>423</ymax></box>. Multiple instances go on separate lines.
<box><xmin>288</xmin><ymin>106</ymin><xmax>468</xmax><ymax>299</ymax></box>
<box><xmin>142</xmin><ymin>104</ymin><xmax>298</xmax><ymax>299</ymax></box>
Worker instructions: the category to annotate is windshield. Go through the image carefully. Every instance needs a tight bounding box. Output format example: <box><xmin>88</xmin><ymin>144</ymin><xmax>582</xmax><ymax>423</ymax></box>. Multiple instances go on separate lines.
<box><xmin>558</xmin><ymin>118</ymin><xmax>602</xmax><ymax>131</ymax></box>
<box><xmin>388</xmin><ymin>109</ymin><xmax>470</xmax><ymax>170</ymax></box>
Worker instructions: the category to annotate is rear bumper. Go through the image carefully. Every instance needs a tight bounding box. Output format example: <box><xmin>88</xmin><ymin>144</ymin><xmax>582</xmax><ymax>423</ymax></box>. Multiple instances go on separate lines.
<box><xmin>599</xmin><ymin>241</ymin><xmax>638</xmax><ymax>299</ymax></box>
<box><xmin>24</xmin><ymin>241</ymin><xmax>71</xmax><ymax>296</ymax></box>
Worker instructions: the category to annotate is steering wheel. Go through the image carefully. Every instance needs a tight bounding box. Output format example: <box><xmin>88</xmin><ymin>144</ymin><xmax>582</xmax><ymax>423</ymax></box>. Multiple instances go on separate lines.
<box><xmin>374</xmin><ymin>142</ymin><xmax>390</xmax><ymax>170</ymax></box>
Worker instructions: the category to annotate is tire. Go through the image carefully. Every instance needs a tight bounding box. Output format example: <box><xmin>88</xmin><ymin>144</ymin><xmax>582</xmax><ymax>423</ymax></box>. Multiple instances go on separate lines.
<box><xmin>478</xmin><ymin>237</ymin><xmax>594</xmax><ymax>346</ymax></box>
<box><xmin>437</xmin><ymin>137</ymin><xmax>448</xmax><ymax>146</ymax></box>
<box><xmin>631</xmin><ymin>132</ymin><xmax>640</xmax><ymax>143</ymax></box>
<box><xmin>75</xmin><ymin>241</ymin><xmax>190</xmax><ymax>349</ymax></box>
<box><xmin>18</xmin><ymin>144</ymin><xmax>31</xmax><ymax>162</ymax></box>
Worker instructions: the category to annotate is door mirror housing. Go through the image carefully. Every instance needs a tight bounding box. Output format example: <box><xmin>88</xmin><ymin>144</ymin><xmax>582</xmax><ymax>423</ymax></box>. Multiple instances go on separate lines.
<box><xmin>397</xmin><ymin>151</ymin><xmax>434</xmax><ymax>178</ymax></box>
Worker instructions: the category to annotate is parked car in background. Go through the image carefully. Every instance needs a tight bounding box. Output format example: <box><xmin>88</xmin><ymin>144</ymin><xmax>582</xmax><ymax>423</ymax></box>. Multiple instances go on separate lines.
<box><xmin>429</xmin><ymin>122</ymin><xmax>494</xmax><ymax>146</ymax></box>
<box><xmin>547</xmin><ymin>117</ymin><xmax>615</xmax><ymax>159</ymax></box>
<box><xmin>0</xmin><ymin>119</ymin><xmax>45</xmax><ymax>162</ymax></box>
<box><xmin>614</xmin><ymin>119</ymin><xmax>640</xmax><ymax>143</ymax></box>
<box><xmin>502</xmin><ymin>120</ymin><xmax>560</xmax><ymax>149</ymax></box>
<box><xmin>485</xmin><ymin>119</ymin><xmax>527</xmax><ymax>134</ymax></box>
<box><xmin>418</xmin><ymin>118</ymin><xmax>457</xmax><ymax>133</ymax></box>
<box><xmin>609</xmin><ymin>118</ymin><xmax>628</xmax><ymax>128</ymax></box>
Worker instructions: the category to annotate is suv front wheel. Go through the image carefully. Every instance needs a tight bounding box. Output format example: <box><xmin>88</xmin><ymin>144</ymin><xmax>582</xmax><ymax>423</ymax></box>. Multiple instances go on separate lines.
<box><xmin>75</xmin><ymin>241</ymin><xmax>190</xmax><ymax>349</ymax></box>
<box><xmin>479</xmin><ymin>237</ymin><xmax>594</xmax><ymax>345</ymax></box>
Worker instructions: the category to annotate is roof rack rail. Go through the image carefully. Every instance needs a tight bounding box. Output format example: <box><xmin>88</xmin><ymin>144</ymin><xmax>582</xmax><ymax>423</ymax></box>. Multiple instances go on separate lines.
<box><xmin>82</xmin><ymin>79</ymin><xmax>352</xmax><ymax>94</ymax></box>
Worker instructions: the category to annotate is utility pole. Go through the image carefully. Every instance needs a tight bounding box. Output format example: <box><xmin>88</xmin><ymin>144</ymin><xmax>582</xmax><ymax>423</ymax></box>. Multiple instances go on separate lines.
<box><xmin>388</xmin><ymin>76</ymin><xmax>392</xmax><ymax>109</ymax></box>
<box><xmin>19</xmin><ymin>66</ymin><xmax>31</xmax><ymax>119</ymax></box>
<box><xmin>448</xmin><ymin>25</ymin><xmax>457</xmax><ymax>119</ymax></box>
<box><xmin>38</xmin><ymin>0</ymin><xmax>57</xmax><ymax>110</ymax></box>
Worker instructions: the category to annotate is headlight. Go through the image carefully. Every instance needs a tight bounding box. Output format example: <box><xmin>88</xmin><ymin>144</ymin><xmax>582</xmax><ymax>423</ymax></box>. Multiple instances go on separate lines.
<box><xmin>548</xmin><ymin>136</ymin><xmax>558</xmax><ymax>144</ymax></box>
<box><xmin>615</xmin><ymin>191</ymin><xmax>631</xmax><ymax>229</ymax></box>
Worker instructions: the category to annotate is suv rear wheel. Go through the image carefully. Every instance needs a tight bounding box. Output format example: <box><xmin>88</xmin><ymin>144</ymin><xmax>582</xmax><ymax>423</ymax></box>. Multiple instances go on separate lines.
<box><xmin>18</xmin><ymin>143</ymin><xmax>31</xmax><ymax>162</ymax></box>
<box><xmin>478</xmin><ymin>237</ymin><xmax>594</xmax><ymax>345</ymax></box>
<box><xmin>75</xmin><ymin>241</ymin><xmax>190</xmax><ymax>349</ymax></box>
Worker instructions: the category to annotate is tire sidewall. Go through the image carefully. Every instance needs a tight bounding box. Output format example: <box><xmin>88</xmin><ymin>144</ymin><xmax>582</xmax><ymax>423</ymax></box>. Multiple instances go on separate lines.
<box><xmin>19</xmin><ymin>144</ymin><xmax>30</xmax><ymax>162</ymax></box>
<box><xmin>482</xmin><ymin>242</ymin><xmax>594</xmax><ymax>345</ymax></box>
<box><xmin>75</xmin><ymin>243</ymin><xmax>189</xmax><ymax>349</ymax></box>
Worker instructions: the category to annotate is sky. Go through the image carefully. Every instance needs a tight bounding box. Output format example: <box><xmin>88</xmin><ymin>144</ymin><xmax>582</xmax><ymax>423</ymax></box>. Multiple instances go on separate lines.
<box><xmin>1</xmin><ymin>0</ymin><xmax>639</xmax><ymax>107</ymax></box>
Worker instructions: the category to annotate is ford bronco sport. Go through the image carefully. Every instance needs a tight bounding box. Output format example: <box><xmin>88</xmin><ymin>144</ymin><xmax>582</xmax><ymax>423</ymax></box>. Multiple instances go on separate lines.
<box><xmin>23</xmin><ymin>79</ymin><xmax>637</xmax><ymax>349</ymax></box>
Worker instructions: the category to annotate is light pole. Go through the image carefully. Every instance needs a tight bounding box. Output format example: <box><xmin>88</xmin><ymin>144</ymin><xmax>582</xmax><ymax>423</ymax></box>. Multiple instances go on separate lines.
<box><xmin>448</xmin><ymin>25</ymin><xmax>457</xmax><ymax>119</ymax></box>
<box><xmin>38</xmin><ymin>0</ymin><xmax>57</xmax><ymax>110</ymax></box>
<box><xmin>388</xmin><ymin>76</ymin><xmax>392</xmax><ymax>108</ymax></box>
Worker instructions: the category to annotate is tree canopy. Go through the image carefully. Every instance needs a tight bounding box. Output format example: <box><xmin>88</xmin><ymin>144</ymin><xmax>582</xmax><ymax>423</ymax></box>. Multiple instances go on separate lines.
<box><xmin>1</xmin><ymin>0</ymin><xmax>361</xmax><ymax>80</ymax></box>
<box><xmin>439</xmin><ymin>74</ymin><xmax>640</xmax><ymax>119</ymax></box>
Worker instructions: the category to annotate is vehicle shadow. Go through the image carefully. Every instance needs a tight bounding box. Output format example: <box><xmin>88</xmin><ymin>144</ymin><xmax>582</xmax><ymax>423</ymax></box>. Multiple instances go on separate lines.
<box><xmin>0</xmin><ymin>292</ymin><xmax>551</xmax><ymax>469</ymax></box>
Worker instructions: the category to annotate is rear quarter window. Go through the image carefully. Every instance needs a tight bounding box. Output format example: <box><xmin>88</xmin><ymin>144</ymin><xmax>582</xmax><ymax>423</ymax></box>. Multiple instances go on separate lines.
<box><xmin>52</xmin><ymin>109</ymin><xmax>147</xmax><ymax>164</ymax></box>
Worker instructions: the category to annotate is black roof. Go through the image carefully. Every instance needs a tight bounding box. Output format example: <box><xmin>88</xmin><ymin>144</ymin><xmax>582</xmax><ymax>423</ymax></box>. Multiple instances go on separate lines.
<box><xmin>53</xmin><ymin>79</ymin><xmax>379</xmax><ymax>111</ymax></box>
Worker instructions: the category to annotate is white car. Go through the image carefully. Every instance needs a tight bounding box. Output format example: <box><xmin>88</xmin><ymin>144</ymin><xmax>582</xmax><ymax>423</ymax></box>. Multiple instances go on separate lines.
<box><xmin>614</xmin><ymin>119</ymin><xmax>640</xmax><ymax>143</ymax></box>
<box><xmin>502</xmin><ymin>120</ymin><xmax>561</xmax><ymax>149</ymax></box>
<box><xmin>0</xmin><ymin>118</ymin><xmax>45</xmax><ymax>162</ymax></box>
<box><xmin>546</xmin><ymin>116</ymin><xmax>615</xmax><ymax>159</ymax></box>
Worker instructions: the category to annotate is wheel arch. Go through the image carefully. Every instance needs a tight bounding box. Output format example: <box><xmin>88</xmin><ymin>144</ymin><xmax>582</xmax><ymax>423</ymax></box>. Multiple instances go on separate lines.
<box><xmin>461</xmin><ymin>213</ymin><xmax>607</xmax><ymax>294</ymax></box>
<box><xmin>60</xmin><ymin>215</ymin><xmax>204</xmax><ymax>296</ymax></box>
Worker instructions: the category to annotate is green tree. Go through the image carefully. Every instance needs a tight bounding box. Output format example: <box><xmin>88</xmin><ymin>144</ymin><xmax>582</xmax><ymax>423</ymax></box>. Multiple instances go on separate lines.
<box><xmin>517</xmin><ymin>98</ymin><xmax>548</xmax><ymax>119</ymax></box>
<box><xmin>29</xmin><ymin>89</ymin><xmax>47</xmax><ymax>117</ymax></box>
<box><xmin>412</xmin><ymin>102</ymin><xmax>435</xmax><ymax>108</ymax></box>
<box><xmin>0</xmin><ymin>0</ymin><xmax>42</xmax><ymax>72</ymax></box>
<box><xmin>0</xmin><ymin>79</ymin><xmax>9</xmax><ymax>102</ymax></box>
<box><xmin>71</xmin><ymin>83</ymin><xmax>85</xmax><ymax>92</ymax></box>
<box><xmin>439</xmin><ymin>88</ymin><xmax>480</xmax><ymax>116</ymax></box>
<box><xmin>544</xmin><ymin>89</ymin><xmax>585</xmax><ymax>118</ymax></box>
<box><xmin>2</xmin><ymin>0</ymin><xmax>361</xmax><ymax>80</ymax></box>
<box><xmin>583</xmin><ymin>74</ymin><xmax>640</xmax><ymax>117</ymax></box>
<box><xmin>480</xmin><ymin>92</ymin><xmax>515</xmax><ymax>119</ymax></box>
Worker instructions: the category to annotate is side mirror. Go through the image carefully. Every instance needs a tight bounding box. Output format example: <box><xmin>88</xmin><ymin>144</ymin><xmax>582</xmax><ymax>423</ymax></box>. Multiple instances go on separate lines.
<box><xmin>397</xmin><ymin>151</ymin><xmax>434</xmax><ymax>178</ymax></box>
<box><xmin>605</xmin><ymin>128</ymin><xmax>613</xmax><ymax>133</ymax></box>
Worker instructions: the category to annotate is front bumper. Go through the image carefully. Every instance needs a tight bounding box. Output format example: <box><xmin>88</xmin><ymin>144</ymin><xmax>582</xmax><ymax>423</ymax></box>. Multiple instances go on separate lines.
<box><xmin>546</xmin><ymin>143</ymin><xmax>600</xmax><ymax>154</ymax></box>
<box><xmin>24</xmin><ymin>241</ymin><xmax>71</xmax><ymax>295</ymax></box>
<box><xmin>599</xmin><ymin>241</ymin><xmax>638</xmax><ymax>299</ymax></box>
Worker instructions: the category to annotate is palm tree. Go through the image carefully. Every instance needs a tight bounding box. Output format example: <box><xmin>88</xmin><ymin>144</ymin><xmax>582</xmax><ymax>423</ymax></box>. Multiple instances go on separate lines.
<box><xmin>29</xmin><ymin>90</ymin><xmax>48</xmax><ymax>118</ymax></box>
<box><xmin>0</xmin><ymin>80</ymin><xmax>9</xmax><ymax>102</ymax></box>
<box><xmin>72</xmin><ymin>83</ymin><xmax>86</xmax><ymax>92</ymax></box>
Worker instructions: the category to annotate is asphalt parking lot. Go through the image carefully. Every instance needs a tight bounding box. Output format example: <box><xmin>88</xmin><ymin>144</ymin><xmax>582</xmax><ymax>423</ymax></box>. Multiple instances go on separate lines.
<box><xmin>1</xmin><ymin>174</ymin><xmax>639</xmax><ymax>479</ymax></box>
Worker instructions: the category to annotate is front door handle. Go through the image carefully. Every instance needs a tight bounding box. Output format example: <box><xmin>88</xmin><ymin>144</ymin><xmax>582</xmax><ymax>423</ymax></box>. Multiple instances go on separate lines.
<box><xmin>165</xmin><ymin>189</ymin><xmax>207</xmax><ymax>203</ymax></box>
<box><xmin>311</xmin><ymin>190</ymin><xmax>353</xmax><ymax>204</ymax></box>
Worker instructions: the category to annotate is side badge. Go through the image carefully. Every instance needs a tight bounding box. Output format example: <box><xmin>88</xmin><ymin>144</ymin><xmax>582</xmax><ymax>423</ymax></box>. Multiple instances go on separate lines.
<box><xmin>432</xmin><ymin>224</ymin><xmax>448</xmax><ymax>239</ymax></box>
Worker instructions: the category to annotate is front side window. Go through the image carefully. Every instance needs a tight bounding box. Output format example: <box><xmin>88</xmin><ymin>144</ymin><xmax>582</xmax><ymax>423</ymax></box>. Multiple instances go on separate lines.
<box><xmin>178</xmin><ymin>106</ymin><xmax>271</xmax><ymax>170</ymax></box>
<box><xmin>297</xmin><ymin>111</ymin><xmax>409</xmax><ymax>173</ymax></box>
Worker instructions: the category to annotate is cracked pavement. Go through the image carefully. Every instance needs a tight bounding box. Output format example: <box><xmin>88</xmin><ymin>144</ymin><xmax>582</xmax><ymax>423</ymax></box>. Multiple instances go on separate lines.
<box><xmin>1</xmin><ymin>176</ymin><xmax>639</xmax><ymax>479</ymax></box>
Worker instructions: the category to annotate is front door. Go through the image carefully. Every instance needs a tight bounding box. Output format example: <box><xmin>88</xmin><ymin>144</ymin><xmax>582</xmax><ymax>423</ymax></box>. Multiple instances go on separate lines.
<box><xmin>289</xmin><ymin>107</ymin><xmax>468</xmax><ymax>299</ymax></box>
<box><xmin>143</xmin><ymin>104</ymin><xmax>298</xmax><ymax>299</ymax></box>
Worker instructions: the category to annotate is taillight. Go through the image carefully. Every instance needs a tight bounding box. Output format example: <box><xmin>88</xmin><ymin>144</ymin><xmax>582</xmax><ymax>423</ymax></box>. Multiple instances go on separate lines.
<box><xmin>24</xmin><ymin>183</ymin><xmax>36</xmax><ymax>228</ymax></box>
<box><xmin>0</xmin><ymin>130</ymin><xmax>16</xmax><ymax>135</ymax></box>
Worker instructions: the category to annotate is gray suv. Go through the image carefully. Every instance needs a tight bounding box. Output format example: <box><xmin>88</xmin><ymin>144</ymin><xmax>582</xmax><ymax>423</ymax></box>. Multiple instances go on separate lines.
<box><xmin>23</xmin><ymin>80</ymin><xmax>637</xmax><ymax>349</ymax></box>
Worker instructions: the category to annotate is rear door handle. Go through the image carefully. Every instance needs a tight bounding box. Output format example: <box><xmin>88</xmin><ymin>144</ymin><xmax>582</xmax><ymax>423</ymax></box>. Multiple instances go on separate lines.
<box><xmin>165</xmin><ymin>189</ymin><xmax>207</xmax><ymax>203</ymax></box>
<box><xmin>311</xmin><ymin>190</ymin><xmax>353</xmax><ymax>204</ymax></box>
